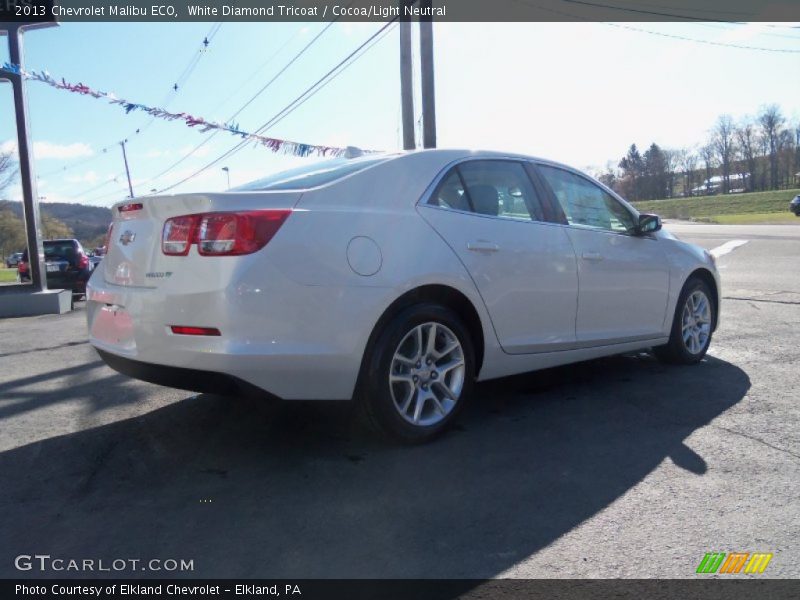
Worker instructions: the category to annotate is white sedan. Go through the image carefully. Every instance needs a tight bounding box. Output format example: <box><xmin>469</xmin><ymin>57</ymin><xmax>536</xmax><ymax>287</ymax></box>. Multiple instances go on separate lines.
<box><xmin>87</xmin><ymin>149</ymin><xmax>720</xmax><ymax>442</ymax></box>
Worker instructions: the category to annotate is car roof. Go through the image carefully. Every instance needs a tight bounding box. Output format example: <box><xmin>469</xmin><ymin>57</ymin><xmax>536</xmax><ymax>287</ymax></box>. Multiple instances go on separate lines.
<box><xmin>392</xmin><ymin>148</ymin><xmax>575</xmax><ymax>169</ymax></box>
<box><xmin>371</xmin><ymin>149</ymin><xmax>595</xmax><ymax>187</ymax></box>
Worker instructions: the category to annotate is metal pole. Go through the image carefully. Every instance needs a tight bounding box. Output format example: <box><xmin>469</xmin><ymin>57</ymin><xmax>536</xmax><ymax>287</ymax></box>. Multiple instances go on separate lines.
<box><xmin>419</xmin><ymin>0</ymin><xmax>437</xmax><ymax>149</ymax></box>
<box><xmin>120</xmin><ymin>140</ymin><xmax>134</xmax><ymax>198</ymax></box>
<box><xmin>222</xmin><ymin>167</ymin><xmax>230</xmax><ymax>189</ymax></box>
<box><xmin>399</xmin><ymin>13</ymin><xmax>415</xmax><ymax>150</ymax></box>
<box><xmin>8</xmin><ymin>26</ymin><xmax>46</xmax><ymax>292</ymax></box>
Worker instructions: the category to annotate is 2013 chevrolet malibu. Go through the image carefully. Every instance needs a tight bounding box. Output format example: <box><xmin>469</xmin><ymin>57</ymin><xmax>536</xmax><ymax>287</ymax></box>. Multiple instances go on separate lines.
<box><xmin>88</xmin><ymin>149</ymin><xmax>720</xmax><ymax>442</ymax></box>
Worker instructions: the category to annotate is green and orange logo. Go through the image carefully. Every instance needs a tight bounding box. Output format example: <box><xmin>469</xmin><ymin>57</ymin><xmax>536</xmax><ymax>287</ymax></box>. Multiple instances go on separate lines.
<box><xmin>696</xmin><ymin>552</ymin><xmax>773</xmax><ymax>574</ymax></box>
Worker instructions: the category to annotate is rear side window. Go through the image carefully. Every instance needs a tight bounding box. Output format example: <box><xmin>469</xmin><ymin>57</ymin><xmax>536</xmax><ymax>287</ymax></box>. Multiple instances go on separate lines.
<box><xmin>234</xmin><ymin>155</ymin><xmax>389</xmax><ymax>191</ymax></box>
<box><xmin>23</xmin><ymin>241</ymin><xmax>80</xmax><ymax>263</ymax></box>
<box><xmin>44</xmin><ymin>241</ymin><xmax>79</xmax><ymax>262</ymax></box>
<box><xmin>537</xmin><ymin>165</ymin><xmax>636</xmax><ymax>233</ymax></box>
<box><xmin>429</xmin><ymin>160</ymin><xmax>546</xmax><ymax>222</ymax></box>
<box><xmin>431</xmin><ymin>170</ymin><xmax>471</xmax><ymax>211</ymax></box>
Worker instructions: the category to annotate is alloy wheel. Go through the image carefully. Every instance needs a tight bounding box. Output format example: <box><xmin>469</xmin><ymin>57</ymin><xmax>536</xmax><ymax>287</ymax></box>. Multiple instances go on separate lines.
<box><xmin>682</xmin><ymin>290</ymin><xmax>711</xmax><ymax>355</ymax></box>
<box><xmin>389</xmin><ymin>322</ymin><xmax>466</xmax><ymax>426</ymax></box>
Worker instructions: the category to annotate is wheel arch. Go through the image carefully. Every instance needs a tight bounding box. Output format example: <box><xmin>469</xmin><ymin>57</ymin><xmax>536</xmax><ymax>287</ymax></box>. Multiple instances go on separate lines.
<box><xmin>687</xmin><ymin>268</ymin><xmax>719</xmax><ymax>331</ymax></box>
<box><xmin>357</xmin><ymin>284</ymin><xmax>486</xmax><ymax>388</ymax></box>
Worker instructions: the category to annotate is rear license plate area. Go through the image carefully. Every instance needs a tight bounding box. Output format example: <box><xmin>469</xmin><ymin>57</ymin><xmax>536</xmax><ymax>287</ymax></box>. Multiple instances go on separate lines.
<box><xmin>91</xmin><ymin>304</ymin><xmax>136</xmax><ymax>351</ymax></box>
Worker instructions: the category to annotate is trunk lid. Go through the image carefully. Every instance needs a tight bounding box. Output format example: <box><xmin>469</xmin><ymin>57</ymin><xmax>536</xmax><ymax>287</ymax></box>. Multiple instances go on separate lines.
<box><xmin>104</xmin><ymin>192</ymin><xmax>302</xmax><ymax>288</ymax></box>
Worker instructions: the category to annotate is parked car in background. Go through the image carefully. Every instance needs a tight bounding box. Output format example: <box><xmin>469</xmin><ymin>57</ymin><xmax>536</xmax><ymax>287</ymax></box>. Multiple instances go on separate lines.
<box><xmin>18</xmin><ymin>239</ymin><xmax>94</xmax><ymax>297</ymax></box>
<box><xmin>791</xmin><ymin>194</ymin><xmax>800</xmax><ymax>216</ymax></box>
<box><xmin>88</xmin><ymin>149</ymin><xmax>720</xmax><ymax>443</ymax></box>
<box><xmin>89</xmin><ymin>251</ymin><xmax>104</xmax><ymax>269</ymax></box>
<box><xmin>5</xmin><ymin>252</ymin><xmax>23</xmax><ymax>268</ymax></box>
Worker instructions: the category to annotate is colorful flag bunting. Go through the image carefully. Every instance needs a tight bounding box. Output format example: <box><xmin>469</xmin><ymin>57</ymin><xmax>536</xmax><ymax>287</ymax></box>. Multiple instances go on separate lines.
<box><xmin>1</xmin><ymin>62</ymin><xmax>374</xmax><ymax>159</ymax></box>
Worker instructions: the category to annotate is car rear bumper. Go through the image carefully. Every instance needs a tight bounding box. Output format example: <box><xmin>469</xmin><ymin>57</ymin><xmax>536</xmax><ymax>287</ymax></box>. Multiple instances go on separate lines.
<box><xmin>95</xmin><ymin>348</ymin><xmax>278</xmax><ymax>400</ymax></box>
<box><xmin>86</xmin><ymin>265</ymin><xmax>391</xmax><ymax>401</ymax></box>
<box><xmin>18</xmin><ymin>270</ymin><xmax>90</xmax><ymax>291</ymax></box>
<box><xmin>48</xmin><ymin>269</ymin><xmax>90</xmax><ymax>293</ymax></box>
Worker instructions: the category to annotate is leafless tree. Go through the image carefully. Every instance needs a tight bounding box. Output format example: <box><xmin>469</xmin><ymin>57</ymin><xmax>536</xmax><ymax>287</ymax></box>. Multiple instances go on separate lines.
<box><xmin>713</xmin><ymin>115</ymin><xmax>736</xmax><ymax>194</ymax></box>
<box><xmin>593</xmin><ymin>160</ymin><xmax>618</xmax><ymax>190</ymax></box>
<box><xmin>663</xmin><ymin>148</ymin><xmax>680</xmax><ymax>198</ymax></box>
<box><xmin>678</xmin><ymin>147</ymin><xmax>698</xmax><ymax>197</ymax></box>
<box><xmin>0</xmin><ymin>152</ymin><xmax>22</xmax><ymax>259</ymax></box>
<box><xmin>736</xmin><ymin>120</ymin><xmax>758</xmax><ymax>192</ymax></box>
<box><xmin>758</xmin><ymin>104</ymin><xmax>785</xmax><ymax>190</ymax></box>
<box><xmin>794</xmin><ymin>123</ymin><xmax>800</xmax><ymax>187</ymax></box>
<box><xmin>778</xmin><ymin>128</ymin><xmax>795</xmax><ymax>189</ymax></box>
<box><xmin>699</xmin><ymin>144</ymin><xmax>717</xmax><ymax>195</ymax></box>
<box><xmin>0</xmin><ymin>151</ymin><xmax>18</xmax><ymax>196</ymax></box>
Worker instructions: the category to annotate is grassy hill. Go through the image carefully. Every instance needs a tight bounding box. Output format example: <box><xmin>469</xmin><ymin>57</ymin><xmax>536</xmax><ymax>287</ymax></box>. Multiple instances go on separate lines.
<box><xmin>632</xmin><ymin>189</ymin><xmax>800</xmax><ymax>224</ymax></box>
<box><xmin>0</xmin><ymin>200</ymin><xmax>112</xmax><ymax>246</ymax></box>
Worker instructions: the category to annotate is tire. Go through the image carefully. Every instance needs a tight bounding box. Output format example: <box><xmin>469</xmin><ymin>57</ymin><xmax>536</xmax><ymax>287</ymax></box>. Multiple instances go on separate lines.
<box><xmin>358</xmin><ymin>303</ymin><xmax>475</xmax><ymax>444</ymax></box>
<box><xmin>653</xmin><ymin>277</ymin><xmax>715</xmax><ymax>365</ymax></box>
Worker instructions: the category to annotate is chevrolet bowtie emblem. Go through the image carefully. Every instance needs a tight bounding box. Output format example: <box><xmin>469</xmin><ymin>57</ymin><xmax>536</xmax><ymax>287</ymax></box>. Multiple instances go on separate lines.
<box><xmin>119</xmin><ymin>230</ymin><xmax>136</xmax><ymax>246</ymax></box>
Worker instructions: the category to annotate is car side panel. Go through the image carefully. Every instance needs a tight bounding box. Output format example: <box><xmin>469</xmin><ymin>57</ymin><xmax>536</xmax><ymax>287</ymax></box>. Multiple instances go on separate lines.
<box><xmin>417</xmin><ymin>205</ymin><xmax>579</xmax><ymax>353</ymax></box>
<box><xmin>658</xmin><ymin>231</ymin><xmax>721</xmax><ymax>330</ymax></box>
<box><xmin>265</xmin><ymin>205</ymin><xmax>502</xmax><ymax>377</ymax></box>
<box><xmin>563</xmin><ymin>226</ymin><xmax>671</xmax><ymax>344</ymax></box>
<box><xmin>88</xmin><ymin>204</ymin><xmax>502</xmax><ymax>399</ymax></box>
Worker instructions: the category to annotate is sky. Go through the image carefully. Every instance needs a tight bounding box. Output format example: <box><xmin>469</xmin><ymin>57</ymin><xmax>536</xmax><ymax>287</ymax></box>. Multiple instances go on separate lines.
<box><xmin>1</xmin><ymin>20</ymin><xmax>799</xmax><ymax>206</ymax></box>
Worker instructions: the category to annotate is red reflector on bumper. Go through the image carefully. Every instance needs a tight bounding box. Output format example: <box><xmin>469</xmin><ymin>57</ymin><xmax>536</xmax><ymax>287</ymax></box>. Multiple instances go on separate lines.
<box><xmin>170</xmin><ymin>326</ymin><xmax>221</xmax><ymax>336</ymax></box>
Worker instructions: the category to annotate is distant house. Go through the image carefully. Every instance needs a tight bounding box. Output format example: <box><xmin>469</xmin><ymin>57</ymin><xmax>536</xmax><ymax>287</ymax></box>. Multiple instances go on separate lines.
<box><xmin>691</xmin><ymin>173</ymin><xmax>750</xmax><ymax>196</ymax></box>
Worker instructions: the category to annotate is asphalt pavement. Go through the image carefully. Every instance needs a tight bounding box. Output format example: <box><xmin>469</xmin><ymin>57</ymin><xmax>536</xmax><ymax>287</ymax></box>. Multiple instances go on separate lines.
<box><xmin>0</xmin><ymin>221</ymin><xmax>798</xmax><ymax>579</ymax></box>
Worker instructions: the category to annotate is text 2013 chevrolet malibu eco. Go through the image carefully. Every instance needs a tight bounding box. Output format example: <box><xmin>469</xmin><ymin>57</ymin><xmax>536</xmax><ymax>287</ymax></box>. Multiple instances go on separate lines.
<box><xmin>88</xmin><ymin>149</ymin><xmax>720</xmax><ymax>442</ymax></box>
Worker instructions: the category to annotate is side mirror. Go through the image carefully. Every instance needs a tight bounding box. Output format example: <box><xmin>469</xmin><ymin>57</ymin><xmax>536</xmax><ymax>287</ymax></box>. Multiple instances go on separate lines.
<box><xmin>637</xmin><ymin>213</ymin><xmax>662</xmax><ymax>235</ymax></box>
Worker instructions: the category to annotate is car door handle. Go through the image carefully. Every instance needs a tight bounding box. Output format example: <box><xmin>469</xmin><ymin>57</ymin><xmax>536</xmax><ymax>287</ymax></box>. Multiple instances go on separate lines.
<box><xmin>467</xmin><ymin>241</ymin><xmax>499</xmax><ymax>253</ymax></box>
<box><xmin>581</xmin><ymin>251</ymin><xmax>603</xmax><ymax>262</ymax></box>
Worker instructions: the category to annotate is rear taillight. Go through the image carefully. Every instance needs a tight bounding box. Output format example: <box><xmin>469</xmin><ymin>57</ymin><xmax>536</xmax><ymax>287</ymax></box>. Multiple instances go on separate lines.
<box><xmin>18</xmin><ymin>261</ymin><xmax>27</xmax><ymax>273</ymax></box>
<box><xmin>162</xmin><ymin>210</ymin><xmax>291</xmax><ymax>257</ymax></box>
<box><xmin>197</xmin><ymin>210</ymin><xmax>291</xmax><ymax>256</ymax></box>
<box><xmin>162</xmin><ymin>215</ymin><xmax>199</xmax><ymax>256</ymax></box>
<box><xmin>78</xmin><ymin>254</ymin><xmax>89</xmax><ymax>269</ymax></box>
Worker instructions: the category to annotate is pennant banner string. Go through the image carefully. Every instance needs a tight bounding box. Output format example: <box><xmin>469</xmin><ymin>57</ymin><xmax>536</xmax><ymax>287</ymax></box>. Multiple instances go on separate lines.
<box><xmin>1</xmin><ymin>62</ymin><xmax>376</xmax><ymax>159</ymax></box>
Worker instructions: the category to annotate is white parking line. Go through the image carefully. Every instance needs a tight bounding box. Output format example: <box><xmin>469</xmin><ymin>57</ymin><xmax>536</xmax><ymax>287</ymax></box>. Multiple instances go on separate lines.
<box><xmin>710</xmin><ymin>239</ymin><xmax>749</xmax><ymax>259</ymax></box>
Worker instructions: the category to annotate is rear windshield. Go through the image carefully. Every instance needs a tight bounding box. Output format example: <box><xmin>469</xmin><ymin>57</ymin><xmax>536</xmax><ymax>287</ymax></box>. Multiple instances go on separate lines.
<box><xmin>234</xmin><ymin>155</ymin><xmax>389</xmax><ymax>192</ymax></box>
<box><xmin>22</xmin><ymin>240</ymin><xmax>79</xmax><ymax>261</ymax></box>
